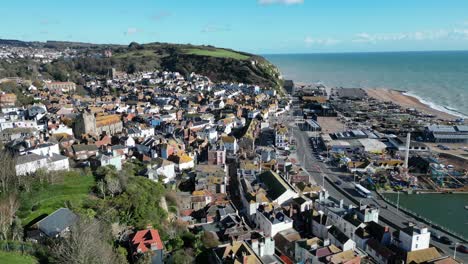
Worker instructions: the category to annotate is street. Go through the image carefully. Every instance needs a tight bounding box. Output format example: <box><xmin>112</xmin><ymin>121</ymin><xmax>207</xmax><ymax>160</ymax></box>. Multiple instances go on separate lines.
<box><xmin>272</xmin><ymin>107</ymin><xmax>468</xmax><ymax>263</ymax></box>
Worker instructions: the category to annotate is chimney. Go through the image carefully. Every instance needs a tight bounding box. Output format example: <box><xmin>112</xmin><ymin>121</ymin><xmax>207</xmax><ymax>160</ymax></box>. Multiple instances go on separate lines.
<box><xmin>323</xmin><ymin>238</ymin><xmax>330</xmax><ymax>246</ymax></box>
<box><xmin>251</xmin><ymin>239</ymin><xmax>259</xmax><ymax>254</ymax></box>
<box><xmin>259</xmin><ymin>241</ymin><xmax>265</xmax><ymax>257</ymax></box>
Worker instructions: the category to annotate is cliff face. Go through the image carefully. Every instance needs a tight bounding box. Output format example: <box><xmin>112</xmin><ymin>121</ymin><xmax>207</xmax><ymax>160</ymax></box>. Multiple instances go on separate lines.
<box><xmin>161</xmin><ymin>53</ymin><xmax>283</xmax><ymax>91</ymax></box>
<box><xmin>114</xmin><ymin>43</ymin><xmax>284</xmax><ymax>93</ymax></box>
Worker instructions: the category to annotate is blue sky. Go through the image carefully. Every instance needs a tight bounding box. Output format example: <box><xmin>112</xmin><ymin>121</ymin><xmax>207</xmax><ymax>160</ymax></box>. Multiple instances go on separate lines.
<box><xmin>2</xmin><ymin>0</ymin><xmax>468</xmax><ymax>54</ymax></box>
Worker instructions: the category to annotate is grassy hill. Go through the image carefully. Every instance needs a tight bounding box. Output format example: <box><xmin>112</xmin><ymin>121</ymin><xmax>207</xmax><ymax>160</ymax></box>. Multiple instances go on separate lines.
<box><xmin>182</xmin><ymin>47</ymin><xmax>250</xmax><ymax>60</ymax></box>
<box><xmin>0</xmin><ymin>39</ymin><xmax>284</xmax><ymax>94</ymax></box>
<box><xmin>17</xmin><ymin>171</ymin><xmax>94</xmax><ymax>226</ymax></box>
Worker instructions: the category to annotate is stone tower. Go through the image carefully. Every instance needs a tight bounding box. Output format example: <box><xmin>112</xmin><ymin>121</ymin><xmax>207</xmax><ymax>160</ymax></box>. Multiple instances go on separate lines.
<box><xmin>73</xmin><ymin>111</ymin><xmax>97</xmax><ymax>138</ymax></box>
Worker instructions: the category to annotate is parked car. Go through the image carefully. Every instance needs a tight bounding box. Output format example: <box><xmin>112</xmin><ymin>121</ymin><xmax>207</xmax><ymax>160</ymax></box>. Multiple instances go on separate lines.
<box><xmin>439</xmin><ymin>236</ymin><xmax>452</xmax><ymax>245</ymax></box>
<box><xmin>430</xmin><ymin>232</ymin><xmax>441</xmax><ymax>240</ymax></box>
<box><xmin>335</xmin><ymin>180</ymin><xmax>342</xmax><ymax>185</ymax></box>
<box><xmin>457</xmin><ymin>244</ymin><xmax>468</xmax><ymax>254</ymax></box>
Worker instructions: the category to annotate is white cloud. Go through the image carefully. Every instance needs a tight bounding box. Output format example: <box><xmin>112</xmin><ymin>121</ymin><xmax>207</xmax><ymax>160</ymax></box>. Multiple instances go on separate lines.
<box><xmin>304</xmin><ymin>36</ymin><xmax>340</xmax><ymax>46</ymax></box>
<box><xmin>352</xmin><ymin>28</ymin><xmax>468</xmax><ymax>43</ymax></box>
<box><xmin>258</xmin><ymin>0</ymin><xmax>304</xmax><ymax>5</ymax></box>
<box><xmin>125</xmin><ymin>28</ymin><xmax>140</xmax><ymax>35</ymax></box>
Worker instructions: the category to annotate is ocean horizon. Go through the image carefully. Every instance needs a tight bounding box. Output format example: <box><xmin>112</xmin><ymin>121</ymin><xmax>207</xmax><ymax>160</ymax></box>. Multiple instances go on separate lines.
<box><xmin>265</xmin><ymin>50</ymin><xmax>468</xmax><ymax>118</ymax></box>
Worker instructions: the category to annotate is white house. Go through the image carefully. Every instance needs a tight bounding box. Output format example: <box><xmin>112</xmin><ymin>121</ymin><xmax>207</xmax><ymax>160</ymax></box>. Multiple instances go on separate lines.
<box><xmin>140</xmin><ymin>127</ymin><xmax>155</xmax><ymax>138</ymax></box>
<box><xmin>255</xmin><ymin>209</ymin><xmax>293</xmax><ymax>237</ymax></box>
<box><xmin>29</xmin><ymin>142</ymin><xmax>60</xmax><ymax>157</ymax></box>
<box><xmin>169</xmin><ymin>153</ymin><xmax>195</xmax><ymax>171</ymax></box>
<box><xmin>328</xmin><ymin>225</ymin><xmax>356</xmax><ymax>251</ymax></box>
<box><xmin>275</xmin><ymin>125</ymin><xmax>289</xmax><ymax>150</ymax></box>
<box><xmin>198</xmin><ymin>126</ymin><xmax>218</xmax><ymax>143</ymax></box>
<box><xmin>121</xmin><ymin>136</ymin><xmax>136</xmax><ymax>147</ymax></box>
<box><xmin>15</xmin><ymin>153</ymin><xmax>48</xmax><ymax>176</ymax></box>
<box><xmin>97</xmin><ymin>153</ymin><xmax>123</xmax><ymax>171</ymax></box>
<box><xmin>398</xmin><ymin>226</ymin><xmax>430</xmax><ymax>252</ymax></box>
<box><xmin>147</xmin><ymin>158</ymin><xmax>176</xmax><ymax>184</ymax></box>
<box><xmin>49</xmin><ymin>124</ymin><xmax>74</xmax><ymax>136</ymax></box>
<box><xmin>47</xmin><ymin>154</ymin><xmax>70</xmax><ymax>172</ymax></box>
<box><xmin>222</xmin><ymin>136</ymin><xmax>238</xmax><ymax>154</ymax></box>
<box><xmin>15</xmin><ymin>153</ymin><xmax>69</xmax><ymax>176</ymax></box>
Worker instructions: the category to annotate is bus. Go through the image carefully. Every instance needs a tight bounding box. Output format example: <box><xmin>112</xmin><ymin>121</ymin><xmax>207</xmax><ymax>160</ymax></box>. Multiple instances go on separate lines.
<box><xmin>354</xmin><ymin>184</ymin><xmax>372</xmax><ymax>198</ymax></box>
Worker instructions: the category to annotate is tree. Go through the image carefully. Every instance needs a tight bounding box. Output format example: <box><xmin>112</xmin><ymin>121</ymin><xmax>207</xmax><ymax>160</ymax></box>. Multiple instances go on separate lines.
<box><xmin>32</xmin><ymin>80</ymin><xmax>43</xmax><ymax>88</ymax></box>
<box><xmin>50</xmin><ymin>218</ymin><xmax>127</xmax><ymax>264</ymax></box>
<box><xmin>167</xmin><ymin>236</ymin><xmax>184</xmax><ymax>252</ymax></box>
<box><xmin>110</xmin><ymin>177</ymin><xmax>166</xmax><ymax>229</ymax></box>
<box><xmin>0</xmin><ymin>194</ymin><xmax>20</xmax><ymax>240</ymax></box>
<box><xmin>201</xmin><ymin>231</ymin><xmax>220</xmax><ymax>249</ymax></box>
<box><xmin>105</xmin><ymin>174</ymin><xmax>122</xmax><ymax>198</ymax></box>
<box><xmin>0</xmin><ymin>151</ymin><xmax>16</xmax><ymax>193</ymax></box>
<box><xmin>171</xmin><ymin>249</ymin><xmax>194</xmax><ymax>264</ymax></box>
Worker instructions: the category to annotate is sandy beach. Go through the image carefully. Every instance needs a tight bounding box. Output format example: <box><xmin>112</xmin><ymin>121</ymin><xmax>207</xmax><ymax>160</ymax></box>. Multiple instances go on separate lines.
<box><xmin>365</xmin><ymin>88</ymin><xmax>458</xmax><ymax>120</ymax></box>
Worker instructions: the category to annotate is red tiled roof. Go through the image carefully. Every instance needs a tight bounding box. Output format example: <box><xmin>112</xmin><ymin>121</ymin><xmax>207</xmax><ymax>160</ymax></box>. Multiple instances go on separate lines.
<box><xmin>131</xmin><ymin>229</ymin><xmax>163</xmax><ymax>253</ymax></box>
<box><xmin>280</xmin><ymin>255</ymin><xmax>294</xmax><ymax>264</ymax></box>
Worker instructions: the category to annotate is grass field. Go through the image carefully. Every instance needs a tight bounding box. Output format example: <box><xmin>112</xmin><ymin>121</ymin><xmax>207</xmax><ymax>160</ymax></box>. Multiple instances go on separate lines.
<box><xmin>183</xmin><ymin>48</ymin><xmax>250</xmax><ymax>60</ymax></box>
<box><xmin>0</xmin><ymin>251</ymin><xmax>37</xmax><ymax>264</ymax></box>
<box><xmin>18</xmin><ymin>172</ymin><xmax>95</xmax><ymax>226</ymax></box>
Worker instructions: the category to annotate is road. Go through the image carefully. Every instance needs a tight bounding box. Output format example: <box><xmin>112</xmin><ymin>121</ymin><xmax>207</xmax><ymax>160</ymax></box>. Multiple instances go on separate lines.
<box><xmin>273</xmin><ymin>109</ymin><xmax>468</xmax><ymax>263</ymax></box>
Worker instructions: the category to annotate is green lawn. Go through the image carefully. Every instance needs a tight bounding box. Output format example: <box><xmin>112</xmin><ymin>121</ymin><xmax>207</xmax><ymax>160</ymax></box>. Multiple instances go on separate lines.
<box><xmin>0</xmin><ymin>251</ymin><xmax>37</xmax><ymax>264</ymax></box>
<box><xmin>183</xmin><ymin>48</ymin><xmax>250</xmax><ymax>60</ymax></box>
<box><xmin>18</xmin><ymin>172</ymin><xmax>95</xmax><ymax>226</ymax></box>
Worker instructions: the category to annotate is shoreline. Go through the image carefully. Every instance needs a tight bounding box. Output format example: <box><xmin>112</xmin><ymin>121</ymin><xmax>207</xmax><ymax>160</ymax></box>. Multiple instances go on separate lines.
<box><xmin>402</xmin><ymin>91</ymin><xmax>468</xmax><ymax>119</ymax></box>
<box><xmin>365</xmin><ymin>88</ymin><xmax>464</xmax><ymax>120</ymax></box>
<box><xmin>293</xmin><ymin>81</ymin><xmax>466</xmax><ymax>120</ymax></box>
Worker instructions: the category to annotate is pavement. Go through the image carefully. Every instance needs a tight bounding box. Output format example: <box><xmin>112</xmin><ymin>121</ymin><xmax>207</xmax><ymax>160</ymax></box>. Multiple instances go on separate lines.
<box><xmin>271</xmin><ymin>109</ymin><xmax>468</xmax><ymax>263</ymax></box>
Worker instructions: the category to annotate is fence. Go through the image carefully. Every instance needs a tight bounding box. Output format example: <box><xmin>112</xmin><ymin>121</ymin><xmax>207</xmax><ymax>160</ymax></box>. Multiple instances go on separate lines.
<box><xmin>377</xmin><ymin>191</ymin><xmax>468</xmax><ymax>243</ymax></box>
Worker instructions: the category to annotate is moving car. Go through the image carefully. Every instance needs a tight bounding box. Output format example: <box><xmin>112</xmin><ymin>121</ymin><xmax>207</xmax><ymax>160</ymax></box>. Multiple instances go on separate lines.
<box><xmin>457</xmin><ymin>244</ymin><xmax>468</xmax><ymax>254</ymax></box>
<box><xmin>439</xmin><ymin>236</ymin><xmax>452</xmax><ymax>245</ymax></box>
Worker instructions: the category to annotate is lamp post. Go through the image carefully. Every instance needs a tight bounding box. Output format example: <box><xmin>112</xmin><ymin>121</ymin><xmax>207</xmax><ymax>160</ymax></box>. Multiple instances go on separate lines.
<box><xmin>396</xmin><ymin>191</ymin><xmax>400</xmax><ymax>212</ymax></box>
<box><xmin>353</xmin><ymin>164</ymin><xmax>357</xmax><ymax>184</ymax></box>
<box><xmin>454</xmin><ymin>242</ymin><xmax>459</xmax><ymax>260</ymax></box>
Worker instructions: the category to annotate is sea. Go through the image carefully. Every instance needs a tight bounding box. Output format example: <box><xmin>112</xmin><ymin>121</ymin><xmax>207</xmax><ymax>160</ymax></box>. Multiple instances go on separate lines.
<box><xmin>265</xmin><ymin>51</ymin><xmax>468</xmax><ymax>118</ymax></box>
<box><xmin>383</xmin><ymin>193</ymin><xmax>468</xmax><ymax>240</ymax></box>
